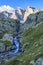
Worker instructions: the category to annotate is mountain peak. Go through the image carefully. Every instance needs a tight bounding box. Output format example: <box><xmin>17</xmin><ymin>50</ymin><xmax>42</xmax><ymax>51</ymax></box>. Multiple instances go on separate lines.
<box><xmin>0</xmin><ymin>5</ymin><xmax>15</xmax><ymax>12</ymax></box>
<box><xmin>0</xmin><ymin>5</ymin><xmax>40</xmax><ymax>23</ymax></box>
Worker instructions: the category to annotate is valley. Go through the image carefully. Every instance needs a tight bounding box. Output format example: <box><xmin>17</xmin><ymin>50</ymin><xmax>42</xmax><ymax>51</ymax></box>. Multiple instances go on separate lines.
<box><xmin>0</xmin><ymin>6</ymin><xmax>43</xmax><ymax>65</ymax></box>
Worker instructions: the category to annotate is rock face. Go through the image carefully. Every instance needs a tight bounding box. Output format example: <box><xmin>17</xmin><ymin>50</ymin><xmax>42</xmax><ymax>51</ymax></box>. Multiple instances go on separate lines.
<box><xmin>0</xmin><ymin>5</ymin><xmax>39</xmax><ymax>23</ymax></box>
<box><xmin>37</xmin><ymin>11</ymin><xmax>43</xmax><ymax>21</ymax></box>
<box><xmin>23</xmin><ymin>6</ymin><xmax>38</xmax><ymax>22</ymax></box>
<box><xmin>0</xmin><ymin>5</ymin><xmax>25</xmax><ymax>21</ymax></box>
<box><xmin>6</xmin><ymin>45</ymin><xmax>15</xmax><ymax>51</ymax></box>
<box><xmin>0</xmin><ymin>5</ymin><xmax>43</xmax><ymax>23</ymax></box>
<box><xmin>3</xmin><ymin>33</ymin><xmax>13</xmax><ymax>43</ymax></box>
<box><xmin>34</xmin><ymin>58</ymin><xmax>43</xmax><ymax>65</ymax></box>
<box><xmin>0</xmin><ymin>43</ymin><xmax>5</xmax><ymax>52</ymax></box>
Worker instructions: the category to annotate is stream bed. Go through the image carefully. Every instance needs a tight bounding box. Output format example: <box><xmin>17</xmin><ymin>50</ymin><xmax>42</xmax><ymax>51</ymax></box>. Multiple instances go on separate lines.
<box><xmin>0</xmin><ymin>36</ymin><xmax>21</xmax><ymax>64</ymax></box>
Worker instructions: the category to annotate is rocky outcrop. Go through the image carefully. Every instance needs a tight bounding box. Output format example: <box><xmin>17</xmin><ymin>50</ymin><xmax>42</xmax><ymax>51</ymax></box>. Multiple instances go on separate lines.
<box><xmin>0</xmin><ymin>5</ymin><xmax>40</xmax><ymax>23</ymax></box>
<box><xmin>6</xmin><ymin>45</ymin><xmax>16</xmax><ymax>51</ymax></box>
<box><xmin>2</xmin><ymin>33</ymin><xmax>13</xmax><ymax>43</ymax></box>
<box><xmin>0</xmin><ymin>5</ymin><xmax>43</xmax><ymax>24</ymax></box>
<box><xmin>0</xmin><ymin>5</ymin><xmax>25</xmax><ymax>21</ymax></box>
<box><xmin>0</xmin><ymin>43</ymin><xmax>5</xmax><ymax>52</ymax></box>
<box><xmin>34</xmin><ymin>58</ymin><xmax>43</xmax><ymax>65</ymax></box>
<box><xmin>23</xmin><ymin>6</ymin><xmax>38</xmax><ymax>22</ymax></box>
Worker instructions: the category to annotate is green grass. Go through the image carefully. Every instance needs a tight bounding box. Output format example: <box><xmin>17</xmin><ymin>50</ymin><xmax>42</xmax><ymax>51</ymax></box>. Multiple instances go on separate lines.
<box><xmin>0</xmin><ymin>40</ymin><xmax>12</xmax><ymax>47</ymax></box>
<box><xmin>2</xmin><ymin>23</ymin><xmax>43</xmax><ymax>65</ymax></box>
<box><xmin>3</xmin><ymin>40</ymin><xmax>12</xmax><ymax>47</ymax></box>
<box><xmin>22</xmin><ymin>23</ymin><xmax>43</xmax><ymax>44</ymax></box>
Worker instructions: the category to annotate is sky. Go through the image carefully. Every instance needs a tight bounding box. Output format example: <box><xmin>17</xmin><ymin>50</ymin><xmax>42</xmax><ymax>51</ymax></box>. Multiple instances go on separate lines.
<box><xmin>0</xmin><ymin>0</ymin><xmax>43</xmax><ymax>9</ymax></box>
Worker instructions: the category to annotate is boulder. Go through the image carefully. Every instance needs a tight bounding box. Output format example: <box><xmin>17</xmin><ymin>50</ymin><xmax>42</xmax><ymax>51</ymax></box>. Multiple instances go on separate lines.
<box><xmin>3</xmin><ymin>33</ymin><xmax>13</xmax><ymax>44</ymax></box>
<box><xmin>6</xmin><ymin>45</ymin><xmax>16</xmax><ymax>51</ymax></box>
<box><xmin>0</xmin><ymin>43</ymin><xmax>5</xmax><ymax>52</ymax></box>
<box><xmin>34</xmin><ymin>58</ymin><xmax>43</xmax><ymax>65</ymax></box>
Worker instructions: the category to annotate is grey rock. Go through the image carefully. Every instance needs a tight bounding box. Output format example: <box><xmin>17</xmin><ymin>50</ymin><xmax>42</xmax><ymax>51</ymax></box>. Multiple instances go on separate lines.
<box><xmin>6</xmin><ymin>45</ymin><xmax>15</xmax><ymax>51</ymax></box>
<box><xmin>0</xmin><ymin>43</ymin><xmax>5</xmax><ymax>52</ymax></box>
<box><xmin>3</xmin><ymin>33</ymin><xmax>13</xmax><ymax>44</ymax></box>
<box><xmin>34</xmin><ymin>58</ymin><xmax>43</xmax><ymax>65</ymax></box>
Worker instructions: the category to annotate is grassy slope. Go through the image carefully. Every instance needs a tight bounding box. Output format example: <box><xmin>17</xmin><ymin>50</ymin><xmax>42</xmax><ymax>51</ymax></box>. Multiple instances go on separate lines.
<box><xmin>3</xmin><ymin>23</ymin><xmax>43</xmax><ymax>65</ymax></box>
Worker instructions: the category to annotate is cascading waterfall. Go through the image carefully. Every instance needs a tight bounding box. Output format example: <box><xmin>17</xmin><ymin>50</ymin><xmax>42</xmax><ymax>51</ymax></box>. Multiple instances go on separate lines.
<box><xmin>13</xmin><ymin>20</ymin><xmax>21</xmax><ymax>54</ymax></box>
<box><xmin>0</xmin><ymin>21</ymin><xmax>21</xmax><ymax>64</ymax></box>
<box><xmin>13</xmin><ymin>36</ymin><xmax>20</xmax><ymax>54</ymax></box>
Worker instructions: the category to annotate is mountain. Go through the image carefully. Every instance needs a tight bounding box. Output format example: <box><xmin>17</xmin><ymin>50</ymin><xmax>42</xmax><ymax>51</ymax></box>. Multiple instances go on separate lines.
<box><xmin>0</xmin><ymin>5</ymin><xmax>43</xmax><ymax>23</ymax></box>
<box><xmin>0</xmin><ymin>5</ymin><xmax>43</xmax><ymax>65</ymax></box>
<box><xmin>0</xmin><ymin>5</ymin><xmax>15</xmax><ymax>12</ymax></box>
<box><xmin>23</xmin><ymin>6</ymin><xmax>39</xmax><ymax>22</ymax></box>
<box><xmin>2</xmin><ymin>21</ymin><xmax>43</xmax><ymax>65</ymax></box>
<box><xmin>0</xmin><ymin>5</ymin><xmax>43</xmax><ymax>37</ymax></box>
<box><xmin>0</xmin><ymin>5</ymin><xmax>25</xmax><ymax>22</ymax></box>
<box><xmin>0</xmin><ymin>5</ymin><xmax>39</xmax><ymax>22</ymax></box>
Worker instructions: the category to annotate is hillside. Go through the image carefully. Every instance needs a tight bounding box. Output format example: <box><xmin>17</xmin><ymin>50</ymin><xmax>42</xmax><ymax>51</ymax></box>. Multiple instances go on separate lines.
<box><xmin>2</xmin><ymin>22</ymin><xmax>43</xmax><ymax>65</ymax></box>
<box><xmin>0</xmin><ymin>6</ymin><xmax>43</xmax><ymax>65</ymax></box>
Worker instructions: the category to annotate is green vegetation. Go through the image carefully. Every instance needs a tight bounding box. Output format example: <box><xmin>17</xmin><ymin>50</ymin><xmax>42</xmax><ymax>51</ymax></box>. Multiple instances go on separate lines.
<box><xmin>3</xmin><ymin>40</ymin><xmax>12</xmax><ymax>47</ymax></box>
<box><xmin>0</xmin><ymin>40</ymin><xmax>12</xmax><ymax>47</ymax></box>
<box><xmin>2</xmin><ymin>23</ymin><xmax>43</xmax><ymax>65</ymax></box>
<box><xmin>22</xmin><ymin>23</ymin><xmax>43</xmax><ymax>44</ymax></box>
<box><xmin>0</xmin><ymin>18</ymin><xmax>20</xmax><ymax>35</ymax></box>
<box><xmin>1</xmin><ymin>11</ymin><xmax>43</xmax><ymax>65</ymax></box>
<box><xmin>0</xmin><ymin>34</ymin><xmax>4</xmax><ymax>39</ymax></box>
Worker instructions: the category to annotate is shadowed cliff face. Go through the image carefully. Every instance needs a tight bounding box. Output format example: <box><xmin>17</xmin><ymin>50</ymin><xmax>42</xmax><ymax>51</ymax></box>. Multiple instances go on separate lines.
<box><xmin>15</xmin><ymin>20</ymin><xmax>20</xmax><ymax>34</ymax></box>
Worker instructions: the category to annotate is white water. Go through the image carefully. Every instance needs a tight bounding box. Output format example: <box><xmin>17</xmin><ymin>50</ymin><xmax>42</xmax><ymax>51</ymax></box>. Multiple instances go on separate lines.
<box><xmin>13</xmin><ymin>36</ymin><xmax>20</xmax><ymax>54</ymax></box>
<box><xmin>0</xmin><ymin>36</ymin><xmax>20</xmax><ymax>64</ymax></box>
